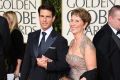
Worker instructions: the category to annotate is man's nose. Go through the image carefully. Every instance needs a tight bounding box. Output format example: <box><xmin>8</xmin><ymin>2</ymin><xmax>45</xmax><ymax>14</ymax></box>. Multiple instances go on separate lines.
<box><xmin>43</xmin><ymin>17</ymin><xmax>47</xmax><ymax>21</ymax></box>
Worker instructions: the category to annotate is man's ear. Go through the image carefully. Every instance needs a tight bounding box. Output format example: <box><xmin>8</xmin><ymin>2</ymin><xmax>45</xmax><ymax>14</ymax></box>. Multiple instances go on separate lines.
<box><xmin>52</xmin><ymin>16</ymin><xmax>55</xmax><ymax>22</ymax></box>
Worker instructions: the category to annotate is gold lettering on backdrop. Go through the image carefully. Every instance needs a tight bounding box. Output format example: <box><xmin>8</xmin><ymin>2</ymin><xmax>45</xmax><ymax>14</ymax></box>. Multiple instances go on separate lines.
<box><xmin>0</xmin><ymin>0</ymin><xmax>41</xmax><ymax>43</ymax></box>
<box><xmin>66</xmin><ymin>0</ymin><xmax>116</xmax><ymax>8</ymax></box>
<box><xmin>0</xmin><ymin>0</ymin><xmax>38</xmax><ymax>34</ymax></box>
<box><xmin>63</xmin><ymin>0</ymin><xmax>119</xmax><ymax>44</ymax></box>
<box><xmin>0</xmin><ymin>0</ymin><xmax>36</xmax><ymax>9</ymax></box>
<box><xmin>66</xmin><ymin>0</ymin><xmax>116</xmax><ymax>36</ymax></box>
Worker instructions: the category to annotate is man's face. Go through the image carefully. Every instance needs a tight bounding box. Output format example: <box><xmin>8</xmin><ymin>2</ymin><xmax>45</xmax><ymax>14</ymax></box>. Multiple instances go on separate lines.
<box><xmin>39</xmin><ymin>9</ymin><xmax>55</xmax><ymax>30</ymax></box>
<box><xmin>109</xmin><ymin>10</ymin><xmax>120</xmax><ymax>30</ymax></box>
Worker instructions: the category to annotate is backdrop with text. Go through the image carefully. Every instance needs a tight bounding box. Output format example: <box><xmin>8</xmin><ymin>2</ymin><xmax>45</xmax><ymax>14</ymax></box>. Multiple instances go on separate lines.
<box><xmin>62</xmin><ymin>0</ymin><xmax>120</xmax><ymax>44</ymax></box>
<box><xmin>0</xmin><ymin>0</ymin><xmax>41</xmax><ymax>43</ymax></box>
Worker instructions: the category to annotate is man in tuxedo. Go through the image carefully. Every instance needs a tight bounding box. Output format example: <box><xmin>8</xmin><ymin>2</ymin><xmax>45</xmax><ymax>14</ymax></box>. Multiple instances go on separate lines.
<box><xmin>20</xmin><ymin>4</ymin><xmax>69</xmax><ymax>80</ymax></box>
<box><xmin>0</xmin><ymin>16</ymin><xmax>10</xmax><ymax>80</ymax></box>
<box><xmin>93</xmin><ymin>5</ymin><xmax>120</xmax><ymax>80</ymax></box>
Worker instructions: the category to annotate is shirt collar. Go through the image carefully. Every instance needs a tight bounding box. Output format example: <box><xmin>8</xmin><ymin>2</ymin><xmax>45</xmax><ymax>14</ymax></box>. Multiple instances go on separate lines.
<box><xmin>108</xmin><ymin>24</ymin><xmax>117</xmax><ymax>34</ymax></box>
<box><xmin>41</xmin><ymin>26</ymin><xmax>53</xmax><ymax>36</ymax></box>
<box><xmin>38</xmin><ymin>26</ymin><xmax>53</xmax><ymax>45</ymax></box>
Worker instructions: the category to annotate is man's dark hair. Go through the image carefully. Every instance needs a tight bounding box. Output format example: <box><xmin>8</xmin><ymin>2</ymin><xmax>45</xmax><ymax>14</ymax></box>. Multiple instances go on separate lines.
<box><xmin>109</xmin><ymin>5</ymin><xmax>120</xmax><ymax>16</ymax></box>
<box><xmin>38</xmin><ymin>4</ymin><xmax>56</xmax><ymax>17</ymax></box>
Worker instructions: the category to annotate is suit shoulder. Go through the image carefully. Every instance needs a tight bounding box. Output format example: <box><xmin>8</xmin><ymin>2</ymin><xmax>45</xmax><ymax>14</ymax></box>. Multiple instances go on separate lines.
<box><xmin>93</xmin><ymin>24</ymin><xmax>112</xmax><ymax>45</ymax></box>
<box><xmin>11</xmin><ymin>29</ymin><xmax>22</xmax><ymax>35</ymax></box>
<box><xmin>56</xmin><ymin>32</ymin><xmax>67</xmax><ymax>41</ymax></box>
<box><xmin>0</xmin><ymin>16</ymin><xmax>8</xmax><ymax>22</ymax></box>
<box><xmin>11</xmin><ymin>29</ymin><xmax>23</xmax><ymax>39</ymax></box>
<box><xmin>28</xmin><ymin>30</ymin><xmax>40</xmax><ymax>36</ymax></box>
<box><xmin>94</xmin><ymin>24</ymin><xmax>111</xmax><ymax>40</ymax></box>
<box><xmin>0</xmin><ymin>16</ymin><xmax>5</xmax><ymax>20</ymax></box>
<box><xmin>95</xmin><ymin>26</ymin><xmax>106</xmax><ymax>36</ymax></box>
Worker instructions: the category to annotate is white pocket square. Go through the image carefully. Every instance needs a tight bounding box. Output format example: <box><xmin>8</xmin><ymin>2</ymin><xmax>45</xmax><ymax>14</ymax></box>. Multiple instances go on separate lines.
<box><xmin>49</xmin><ymin>47</ymin><xmax>56</xmax><ymax>49</ymax></box>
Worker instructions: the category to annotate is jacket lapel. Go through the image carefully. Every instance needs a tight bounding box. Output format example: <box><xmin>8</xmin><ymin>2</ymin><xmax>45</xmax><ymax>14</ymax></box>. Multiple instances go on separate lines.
<box><xmin>112</xmin><ymin>33</ymin><xmax>120</xmax><ymax>50</ymax></box>
<box><xmin>33</xmin><ymin>30</ymin><xmax>41</xmax><ymax>57</ymax></box>
<box><xmin>43</xmin><ymin>30</ymin><xmax>57</xmax><ymax>54</ymax></box>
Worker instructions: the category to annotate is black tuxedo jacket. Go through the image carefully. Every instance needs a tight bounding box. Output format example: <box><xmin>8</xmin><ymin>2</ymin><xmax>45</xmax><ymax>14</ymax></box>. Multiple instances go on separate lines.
<box><xmin>0</xmin><ymin>16</ymin><xmax>10</xmax><ymax>79</ymax></box>
<box><xmin>20</xmin><ymin>30</ymin><xmax>69</xmax><ymax>80</ymax></box>
<box><xmin>93</xmin><ymin>23</ymin><xmax>120</xmax><ymax>80</ymax></box>
<box><xmin>0</xmin><ymin>16</ymin><xmax>10</xmax><ymax>51</ymax></box>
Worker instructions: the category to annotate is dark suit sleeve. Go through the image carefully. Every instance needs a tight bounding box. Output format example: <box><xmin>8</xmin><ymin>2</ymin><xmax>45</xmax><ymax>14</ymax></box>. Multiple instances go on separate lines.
<box><xmin>93</xmin><ymin>30</ymin><xmax>112</xmax><ymax>80</ymax></box>
<box><xmin>20</xmin><ymin>34</ymin><xmax>32</xmax><ymax>80</ymax></box>
<box><xmin>0</xmin><ymin>16</ymin><xmax>10</xmax><ymax>57</ymax></box>
<box><xmin>0</xmin><ymin>16</ymin><xmax>10</xmax><ymax>79</ymax></box>
<box><xmin>93</xmin><ymin>34</ymin><xmax>111</xmax><ymax>55</ymax></box>
<box><xmin>47</xmin><ymin>37</ymin><xmax>69</xmax><ymax>72</ymax></box>
<box><xmin>0</xmin><ymin>16</ymin><xmax>10</xmax><ymax>46</ymax></box>
<box><xmin>0</xmin><ymin>34</ymin><xmax>6</xmax><ymax>78</ymax></box>
<box><xmin>80</xmin><ymin>68</ymin><xmax>97</xmax><ymax>80</ymax></box>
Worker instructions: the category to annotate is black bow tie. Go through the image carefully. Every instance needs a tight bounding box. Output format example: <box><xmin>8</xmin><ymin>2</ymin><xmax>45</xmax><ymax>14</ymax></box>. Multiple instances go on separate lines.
<box><xmin>116</xmin><ymin>30</ymin><xmax>120</xmax><ymax>35</ymax></box>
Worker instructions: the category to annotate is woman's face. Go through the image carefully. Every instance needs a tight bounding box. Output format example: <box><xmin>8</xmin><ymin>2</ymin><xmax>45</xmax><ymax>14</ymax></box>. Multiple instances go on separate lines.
<box><xmin>70</xmin><ymin>15</ymin><xmax>86</xmax><ymax>35</ymax></box>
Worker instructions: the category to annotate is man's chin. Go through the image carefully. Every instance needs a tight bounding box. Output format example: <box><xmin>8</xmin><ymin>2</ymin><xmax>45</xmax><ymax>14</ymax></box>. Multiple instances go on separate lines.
<box><xmin>41</xmin><ymin>27</ymin><xmax>49</xmax><ymax>30</ymax></box>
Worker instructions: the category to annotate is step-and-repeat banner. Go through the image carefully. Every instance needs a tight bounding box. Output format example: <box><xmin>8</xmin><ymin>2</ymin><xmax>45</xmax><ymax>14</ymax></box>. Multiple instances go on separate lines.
<box><xmin>62</xmin><ymin>0</ymin><xmax>120</xmax><ymax>44</ymax></box>
<box><xmin>0</xmin><ymin>0</ymin><xmax>41</xmax><ymax>43</ymax></box>
<box><xmin>1</xmin><ymin>0</ymin><xmax>120</xmax><ymax>44</ymax></box>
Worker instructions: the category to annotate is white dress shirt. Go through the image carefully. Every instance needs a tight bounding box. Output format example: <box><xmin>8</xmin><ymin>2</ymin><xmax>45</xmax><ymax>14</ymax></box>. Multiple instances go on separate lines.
<box><xmin>38</xmin><ymin>27</ymin><xmax>53</xmax><ymax>45</ymax></box>
<box><xmin>109</xmin><ymin>24</ymin><xmax>120</xmax><ymax>39</ymax></box>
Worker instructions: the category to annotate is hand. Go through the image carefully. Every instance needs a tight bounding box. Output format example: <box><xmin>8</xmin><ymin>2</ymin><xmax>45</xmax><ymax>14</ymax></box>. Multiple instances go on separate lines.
<box><xmin>14</xmin><ymin>59</ymin><xmax>21</xmax><ymax>78</ymax></box>
<box><xmin>43</xmin><ymin>55</ymin><xmax>53</xmax><ymax>62</ymax></box>
<box><xmin>39</xmin><ymin>55</ymin><xmax>53</xmax><ymax>62</ymax></box>
<box><xmin>14</xmin><ymin>69</ymin><xmax>20</xmax><ymax>78</ymax></box>
<box><xmin>14</xmin><ymin>71</ymin><xmax>20</xmax><ymax>78</ymax></box>
<box><xmin>80</xmin><ymin>77</ymin><xmax>86</xmax><ymax>80</ymax></box>
<box><xmin>36</xmin><ymin>55</ymin><xmax>48</xmax><ymax>69</ymax></box>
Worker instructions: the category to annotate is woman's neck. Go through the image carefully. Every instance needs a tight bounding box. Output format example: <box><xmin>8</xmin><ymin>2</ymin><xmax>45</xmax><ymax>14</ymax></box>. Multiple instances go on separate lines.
<box><xmin>74</xmin><ymin>32</ymin><xmax>84</xmax><ymax>42</ymax></box>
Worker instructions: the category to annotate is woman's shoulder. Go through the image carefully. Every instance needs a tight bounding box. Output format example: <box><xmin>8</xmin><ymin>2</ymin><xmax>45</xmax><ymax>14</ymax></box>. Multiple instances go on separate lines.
<box><xmin>83</xmin><ymin>35</ymin><xmax>91</xmax><ymax>43</ymax></box>
<box><xmin>82</xmin><ymin>35</ymin><xmax>95</xmax><ymax>50</ymax></box>
<box><xmin>11</xmin><ymin>29</ymin><xmax>21</xmax><ymax>34</ymax></box>
<box><xmin>11</xmin><ymin>29</ymin><xmax>23</xmax><ymax>38</ymax></box>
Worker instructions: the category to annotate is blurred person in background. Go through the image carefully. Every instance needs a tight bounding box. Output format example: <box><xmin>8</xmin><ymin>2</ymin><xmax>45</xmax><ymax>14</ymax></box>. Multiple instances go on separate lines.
<box><xmin>3</xmin><ymin>11</ymin><xmax>24</xmax><ymax>79</ymax></box>
<box><xmin>0</xmin><ymin>15</ymin><xmax>10</xmax><ymax>80</ymax></box>
<box><xmin>93</xmin><ymin>5</ymin><xmax>120</xmax><ymax>80</ymax></box>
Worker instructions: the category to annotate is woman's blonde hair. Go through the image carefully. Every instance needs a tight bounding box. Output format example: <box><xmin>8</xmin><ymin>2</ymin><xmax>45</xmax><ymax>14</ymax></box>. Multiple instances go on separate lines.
<box><xmin>3</xmin><ymin>11</ymin><xmax>18</xmax><ymax>32</ymax></box>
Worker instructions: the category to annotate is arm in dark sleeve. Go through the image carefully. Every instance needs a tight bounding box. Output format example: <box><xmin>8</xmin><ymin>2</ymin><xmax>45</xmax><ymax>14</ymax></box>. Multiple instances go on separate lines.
<box><xmin>47</xmin><ymin>38</ymin><xmax>69</xmax><ymax>72</ymax></box>
<box><xmin>0</xmin><ymin>17</ymin><xmax>10</xmax><ymax>58</ymax></box>
<box><xmin>93</xmin><ymin>30</ymin><xmax>112</xmax><ymax>80</ymax></box>
<box><xmin>11</xmin><ymin>30</ymin><xmax>24</xmax><ymax>60</ymax></box>
<box><xmin>20</xmin><ymin>34</ymin><xmax>31</xmax><ymax>80</ymax></box>
<box><xmin>80</xmin><ymin>68</ymin><xmax>97</xmax><ymax>80</ymax></box>
<box><xmin>0</xmin><ymin>34</ymin><xmax>7</xmax><ymax>79</ymax></box>
<box><xmin>0</xmin><ymin>16</ymin><xmax>10</xmax><ymax>47</ymax></box>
